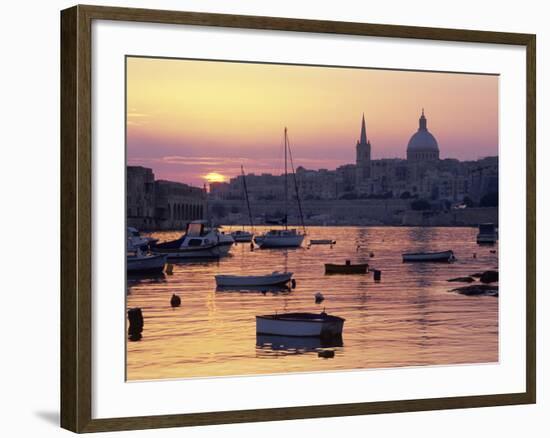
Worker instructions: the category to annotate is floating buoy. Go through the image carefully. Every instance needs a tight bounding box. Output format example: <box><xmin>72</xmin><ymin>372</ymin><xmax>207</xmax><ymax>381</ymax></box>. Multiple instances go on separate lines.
<box><xmin>356</xmin><ymin>245</ymin><xmax>360</xmax><ymax>252</ymax></box>
<box><xmin>170</xmin><ymin>294</ymin><xmax>181</xmax><ymax>308</ymax></box>
<box><xmin>373</xmin><ymin>270</ymin><xmax>382</xmax><ymax>281</ymax></box>
<box><xmin>291</xmin><ymin>279</ymin><xmax>297</xmax><ymax>289</ymax></box>
<box><xmin>165</xmin><ymin>263</ymin><xmax>174</xmax><ymax>275</ymax></box>
<box><xmin>369</xmin><ymin>252</ymin><xmax>374</xmax><ymax>258</ymax></box>
<box><xmin>315</xmin><ymin>292</ymin><xmax>325</xmax><ymax>303</ymax></box>
<box><xmin>490</xmin><ymin>249</ymin><xmax>496</xmax><ymax>254</ymax></box>
<box><xmin>473</xmin><ymin>253</ymin><xmax>477</xmax><ymax>258</ymax></box>
<box><xmin>318</xmin><ymin>350</ymin><xmax>335</xmax><ymax>359</ymax></box>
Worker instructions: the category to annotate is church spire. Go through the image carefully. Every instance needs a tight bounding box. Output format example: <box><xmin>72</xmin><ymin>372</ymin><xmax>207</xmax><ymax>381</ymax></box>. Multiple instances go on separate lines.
<box><xmin>419</xmin><ymin>108</ymin><xmax>427</xmax><ymax>131</ymax></box>
<box><xmin>359</xmin><ymin>113</ymin><xmax>367</xmax><ymax>144</ymax></box>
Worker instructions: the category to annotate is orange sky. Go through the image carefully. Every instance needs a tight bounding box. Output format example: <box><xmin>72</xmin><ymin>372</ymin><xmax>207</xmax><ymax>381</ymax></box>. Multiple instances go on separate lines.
<box><xmin>126</xmin><ymin>56</ymin><xmax>498</xmax><ymax>186</ymax></box>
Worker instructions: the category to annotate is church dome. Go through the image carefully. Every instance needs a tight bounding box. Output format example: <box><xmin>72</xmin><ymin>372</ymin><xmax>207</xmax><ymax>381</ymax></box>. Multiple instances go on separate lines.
<box><xmin>407</xmin><ymin>110</ymin><xmax>439</xmax><ymax>152</ymax></box>
<box><xmin>407</xmin><ymin>129</ymin><xmax>439</xmax><ymax>152</ymax></box>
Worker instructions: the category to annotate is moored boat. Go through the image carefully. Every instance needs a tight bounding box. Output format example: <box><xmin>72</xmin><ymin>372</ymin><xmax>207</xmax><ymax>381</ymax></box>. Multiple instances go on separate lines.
<box><xmin>127</xmin><ymin>250</ymin><xmax>167</xmax><ymax>275</ymax></box>
<box><xmin>310</xmin><ymin>239</ymin><xmax>336</xmax><ymax>245</ymax></box>
<box><xmin>256</xmin><ymin>311</ymin><xmax>345</xmax><ymax>337</ymax></box>
<box><xmin>151</xmin><ymin>221</ymin><xmax>234</xmax><ymax>259</ymax></box>
<box><xmin>127</xmin><ymin>227</ymin><xmax>158</xmax><ymax>250</ymax></box>
<box><xmin>402</xmin><ymin>250</ymin><xmax>455</xmax><ymax>263</ymax></box>
<box><xmin>231</xmin><ymin>165</ymin><xmax>255</xmax><ymax>243</ymax></box>
<box><xmin>255</xmin><ymin>127</ymin><xmax>306</xmax><ymax>249</ymax></box>
<box><xmin>231</xmin><ymin>230</ymin><xmax>254</xmax><ymax>242</ymax></box>
<box><xmin>256</xmin><ymin>229</ymin><xmax>305</xmax><ymax>248</ymax></box>
<box><xmin>476</xmin><ymin>223</ymin><xmax>498</xmax><ymax>244</ymax></box>
<box><xmin>215</xmin><ymin>271</ymin><xmax>293</xmax><ymax>287</ymax></box>
<box><xmin>325</xmin><ymin>260</ymin><xmax>368</xmax><ymax>274</ymax></box>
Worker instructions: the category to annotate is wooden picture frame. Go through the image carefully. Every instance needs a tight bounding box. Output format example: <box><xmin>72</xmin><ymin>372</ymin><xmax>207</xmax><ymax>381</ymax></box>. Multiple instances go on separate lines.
<box><xmin>61</xmin><ymin>4</ymin><xmax>536</xmax><ymax>433</ymax></box>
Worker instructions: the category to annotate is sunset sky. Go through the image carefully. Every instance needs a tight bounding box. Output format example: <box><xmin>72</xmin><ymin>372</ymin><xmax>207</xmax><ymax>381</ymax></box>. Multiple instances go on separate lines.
<box><xmin>126</xmin><ymin>56</ymin><xmax>498</xmax><ymax>187</ymax></box>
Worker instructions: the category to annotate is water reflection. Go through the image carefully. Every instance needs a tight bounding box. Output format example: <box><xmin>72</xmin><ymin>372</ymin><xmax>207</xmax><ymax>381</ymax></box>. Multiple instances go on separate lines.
<box><xmin>127</xmin><ymin>226</ymin><xmax>499</xmax><ymax>380</ymax></box>
<box><xmin>256</xmin><ymin>334</ymin><xmax>344</xmax><ymax>356</ymax></box>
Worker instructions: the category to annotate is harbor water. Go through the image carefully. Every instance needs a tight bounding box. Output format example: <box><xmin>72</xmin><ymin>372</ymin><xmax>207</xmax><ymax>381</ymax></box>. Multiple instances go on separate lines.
<box><xmin>126</xmin><ymin>226</ymin><xmax>498</xmax><ymax>381</ymax></box>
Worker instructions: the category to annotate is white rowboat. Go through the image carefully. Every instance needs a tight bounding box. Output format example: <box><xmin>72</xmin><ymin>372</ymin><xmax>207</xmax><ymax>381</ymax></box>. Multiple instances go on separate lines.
<box><xmin>256</xmin><ymin>312</ymin><xmax>345</xmax><ymax>337</ymax></box>
<box><xmin>216</xmin><ymin>272</ymin><xmax>293</xmax><ymax>287</ymax></box>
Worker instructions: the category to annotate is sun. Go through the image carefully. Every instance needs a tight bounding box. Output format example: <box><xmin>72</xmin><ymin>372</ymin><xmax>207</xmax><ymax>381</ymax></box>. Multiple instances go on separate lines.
<box><xmin>203</xmin><ymin>172</ymin><xmax>227</xmax><ymax>183</ymax></box>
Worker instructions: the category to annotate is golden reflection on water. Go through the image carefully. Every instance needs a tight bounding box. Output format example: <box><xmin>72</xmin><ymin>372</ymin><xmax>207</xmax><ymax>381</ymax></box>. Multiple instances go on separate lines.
<box><xmin>126</xmin><ymin>226</ymin><xmax>498</xmax><ymax>381</ymax></box>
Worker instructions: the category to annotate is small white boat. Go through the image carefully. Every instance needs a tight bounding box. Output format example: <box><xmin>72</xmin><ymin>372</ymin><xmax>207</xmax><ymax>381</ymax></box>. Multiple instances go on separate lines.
<box><xmin>402</xmin><ymin>250</ymin><xmax>455</xmax><ymax>263</ymax></box>
<box><xmin>309</xmin><ymin>239</ymin><xmax>335</xmax><ymax>245</ymax></box>
<box><xmin>216</xmin><ymin>271</ymin><xmax>293</xmax><ymax>287</ymax></box>
<box><xmin>231</xmin><ymin>230</ymin><xmax>254</xmax><ymax>242</ymax></box>
<box><xmin>476</xmin><ymin>223</ymin><xmax>498</xmax><ymax>244</ymax></box>
<box><xmin>255</xmin><ymin>229</ymin><xmax>305</xmax><ymax>248</ymax></box>
<box><xmin>256</xmin><ymin>311</ymin><xmax>345</xmax><ymax>337</ymax></box>
<box><xmin>152</xmin><ymin>221</ymin><xmax>234</xmax><ymax>259</ymax></box>
<box><xmin>127</xmin><ymin>250</ymin><xmax>167</xmax><ymax>275</ymax></box>
<box><xmin>127</xmin><ymin>227</ymin><xmax>158</xmax><ymax>250</ymax></box>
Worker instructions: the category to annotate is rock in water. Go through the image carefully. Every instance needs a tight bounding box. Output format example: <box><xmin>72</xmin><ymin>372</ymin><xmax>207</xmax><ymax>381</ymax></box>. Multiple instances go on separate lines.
<box><xmin>451</xmin><ymin>285</ymin><xmax>498</xmax><ymax>297</ymax></box>
<box><xmin>480</xmin><ymin>270</ymin><xmax>499</xmax><ymax>284</ymax></box>
<box><xmin>447</xmin><ymin>276</ymin><xmax>476</xmax><ymax>283</ymax></box>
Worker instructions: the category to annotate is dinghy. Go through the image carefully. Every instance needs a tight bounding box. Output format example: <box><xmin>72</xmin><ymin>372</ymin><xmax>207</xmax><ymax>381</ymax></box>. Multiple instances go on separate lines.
<box><xmin>256</xmin><ymin>311</ymin><xmax>345</xmax><ymax>337</ymax></box>
<box><xmin>215</xmin><ymin>271</ymin><xmax>293</xmax><ymax>287</ymax></box>
<box><xmin>402</xmin><ymin>250</ymin><xmax>455</xmax><ymax>263</ymax></box>
<box><xmin>325</xmin><ymin>260</ymin><xmax>368</xmax><ymax>274</ymax></box>
<box><xmin>127</xmin><ymin>250</ymin><xmax>167</xmax><ymax>275</ymax></box>
<box><xmin>310</xmin><ymin>239</ymin><xmax>336</xmax><ymax>245</ymax></box>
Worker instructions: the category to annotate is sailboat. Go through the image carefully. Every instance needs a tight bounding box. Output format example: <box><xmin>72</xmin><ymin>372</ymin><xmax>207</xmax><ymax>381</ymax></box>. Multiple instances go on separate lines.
<box><xmin>231</xmin><ymin>165</ymin><xmax>254</xmax><ymax>243</ymax></box>
<box><xmin>255</xmin><ymin>127</ymin><xmax>306</xmax><ymax>249</ymax></box>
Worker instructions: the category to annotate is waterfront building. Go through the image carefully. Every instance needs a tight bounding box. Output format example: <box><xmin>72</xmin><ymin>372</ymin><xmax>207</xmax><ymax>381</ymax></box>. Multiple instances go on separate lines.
<box><xmin>127</xmin><ymin>166</ymin><xmax>156</xmax><ymax>229</ymax></box>
<box><xmin>127</xmin><ymin>166</ymin><xmax>207</xmax><ymax>230</ymax></box>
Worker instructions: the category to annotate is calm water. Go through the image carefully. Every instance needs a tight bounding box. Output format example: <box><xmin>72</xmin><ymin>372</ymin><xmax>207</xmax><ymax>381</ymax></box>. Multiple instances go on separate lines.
<box><xmin>127</xmin><ymin>226</ymin><xmax>498</xmax><ymax>381</ymax></box>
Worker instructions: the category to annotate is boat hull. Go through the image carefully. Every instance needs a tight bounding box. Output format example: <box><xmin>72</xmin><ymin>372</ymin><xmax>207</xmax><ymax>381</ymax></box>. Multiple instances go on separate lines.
<box><xmin>232</xmin><ymin>233</ymin><xmax>253</xmax><ymax>242</ymax></box>
<box><xmin>153</xmin><ymin>242</ymin><xmax>233</xmax><ymax>259</ymax></box>
<box><xmin>257</xmin><ymin>234</ymin><xmax>305</xmax><ymax>248</ymax></box>
<box><xmin>325</xmin><ymin>263</ymin><xmax>368</xmax><ymax>274</ymax></box>
<box><xmin>402</xmin><ymin>250</ymin><xmax>454</xmax><ymax>262</ymax></box>
<box><xmin>215</xmin><ymin>272</ymin><xmax>293</xmax><ymax>287</ymax></box>
<box><xmin>127</xmin><ymin>254</ymin><xmax>167</xmax><ymax>274</ymax></box>
<box><xmin>310</xmin><ymin>239</ymin><xmax>335</xmax><ymax>245</ymax></box>
<box><xmin>256</xmin><ymin>313</ymin><xmax>345</xmax><ymax>337</ymax></box>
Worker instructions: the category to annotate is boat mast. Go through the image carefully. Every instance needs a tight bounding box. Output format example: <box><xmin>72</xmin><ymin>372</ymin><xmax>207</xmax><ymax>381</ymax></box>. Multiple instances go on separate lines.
<box><xmin>286</xmin><ymin>132</ymin><xmax>307</xmax><ymax>236</ymax></box>
<box><xmin>284</xmin><ymin>127</ymin><xmax>288</xmax><ymax>230</ymax></box>
<box><xmin>241</xmin><ymin>165</ymin><xmax>254</xmax><ymax>230</ymax></box>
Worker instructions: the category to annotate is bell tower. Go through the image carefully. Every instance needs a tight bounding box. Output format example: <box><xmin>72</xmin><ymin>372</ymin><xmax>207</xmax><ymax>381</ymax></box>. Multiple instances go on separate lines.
<box><xmin>356</xmin><ymin>114</ymin><xmax>371</xmax><ymax>185</ymax></box>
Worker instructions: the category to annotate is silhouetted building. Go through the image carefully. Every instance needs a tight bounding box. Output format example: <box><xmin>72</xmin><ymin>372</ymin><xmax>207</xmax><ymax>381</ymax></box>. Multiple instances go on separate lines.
<box><xmin>127</xmin><ymin>166</ymin><xmax>206</xmax><ymax>230</ymax></box>
<box><xmin>355</xmin><ymin>114</ymin><xmax>372</xmax><ymax>185</ymax></box>
<box><xmin>407</xmin><ymin>109</ymin><xmax>440</xmax><ymax>162</ymax></box>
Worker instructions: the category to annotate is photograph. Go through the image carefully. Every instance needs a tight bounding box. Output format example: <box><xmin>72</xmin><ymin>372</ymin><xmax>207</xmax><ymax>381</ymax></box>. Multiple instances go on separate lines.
<box><xmin>125</xmin><ymin>56</ymin><xmax>499</xmax><ymax>381</ymax></box>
